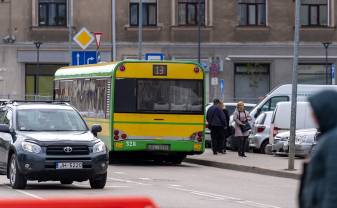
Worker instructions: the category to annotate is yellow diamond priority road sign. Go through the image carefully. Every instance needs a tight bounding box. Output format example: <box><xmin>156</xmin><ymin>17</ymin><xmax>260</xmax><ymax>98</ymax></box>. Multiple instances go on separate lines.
<box><xmin>73</xmin><ymin>27</ymin><xmax>94</xmax><ymax>50</ymax></box>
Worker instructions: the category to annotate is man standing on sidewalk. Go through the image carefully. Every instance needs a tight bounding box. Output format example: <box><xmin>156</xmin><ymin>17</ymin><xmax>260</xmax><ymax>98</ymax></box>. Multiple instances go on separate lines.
<box><xmin>206</xmin><ymin>99</ymin><xmax>227</xmax><ymax>155</ymax></box>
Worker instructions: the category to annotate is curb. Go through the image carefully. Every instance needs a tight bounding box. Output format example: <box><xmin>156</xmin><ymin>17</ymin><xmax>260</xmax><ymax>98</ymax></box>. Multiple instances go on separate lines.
<box><xmin>185</xmin><ymin>158</ymin><xmax>301</xmax><ymax>180</ymax></box>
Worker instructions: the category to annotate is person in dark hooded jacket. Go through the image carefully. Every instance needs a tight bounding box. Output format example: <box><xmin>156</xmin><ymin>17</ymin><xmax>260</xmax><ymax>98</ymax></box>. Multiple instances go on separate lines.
<box><xmin>299</xmin><ymin>90</ymin><xmax>337</xmax><ymax>208</ymax></box>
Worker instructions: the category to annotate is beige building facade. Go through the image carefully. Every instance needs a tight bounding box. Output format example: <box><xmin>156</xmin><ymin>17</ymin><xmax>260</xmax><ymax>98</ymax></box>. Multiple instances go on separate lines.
<box><xmin>0</xmin><ymin>0</ymin><xmax>337</xmax><ymax>102</ymax></box>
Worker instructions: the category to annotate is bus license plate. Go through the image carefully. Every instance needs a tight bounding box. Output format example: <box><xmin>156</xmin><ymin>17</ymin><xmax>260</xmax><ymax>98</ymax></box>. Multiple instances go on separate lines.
<box><xmin>147</xmin><ymin>144</ymin><xmax>170</xmax><ymax>151</ymax></box>
<box><xmin>56</xmin><ymin>162</ymin><xmax>83</xmax><ymax>169</ymax></box>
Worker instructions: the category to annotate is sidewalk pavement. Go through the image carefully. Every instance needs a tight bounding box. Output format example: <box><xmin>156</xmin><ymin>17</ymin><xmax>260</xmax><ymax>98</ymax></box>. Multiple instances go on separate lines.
<box><xmin>186</xmin><ymin>149</ymin><xmax>304</xmax><ymax>179</ymax></box>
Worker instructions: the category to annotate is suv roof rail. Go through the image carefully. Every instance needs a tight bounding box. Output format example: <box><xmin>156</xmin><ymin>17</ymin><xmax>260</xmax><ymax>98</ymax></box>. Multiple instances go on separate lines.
<box><xmin>1</xmin><ymin>100</ymin><xmax>71</xmax><ymax>106</ymax></box>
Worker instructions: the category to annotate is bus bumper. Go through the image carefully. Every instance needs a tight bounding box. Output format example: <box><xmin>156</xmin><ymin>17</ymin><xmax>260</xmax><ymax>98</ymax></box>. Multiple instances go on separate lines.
<box><xmin>112</xmin><ymin>140</ymin><xmax>204</xmax><ymax>155</ymax></box>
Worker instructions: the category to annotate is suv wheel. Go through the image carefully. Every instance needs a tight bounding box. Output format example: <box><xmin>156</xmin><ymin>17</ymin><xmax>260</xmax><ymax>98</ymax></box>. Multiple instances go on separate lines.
<box><xmin>9</xmin><ymin>154</ymin><xmax>27</xmax><ymax>189</ymax></box>
<box><xmin>89</xmin><ymin>172</ymin><xmax>107</xmax><ymax>189</ymax></box>
<box><xmin>60</xmin><ymin>180</ymin><xmax>73</xmax><ymax>185</ymax></box>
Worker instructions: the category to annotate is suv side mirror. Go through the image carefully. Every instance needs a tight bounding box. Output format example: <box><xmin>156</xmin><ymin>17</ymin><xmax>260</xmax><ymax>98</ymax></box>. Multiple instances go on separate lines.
<box><xmin>91</xmin><ymin>124</ymin><xmax>102</xmax><ymax>137</ymax></box>
<box><xmin>0</xmin><ymin>124</ymin><xmax>10</xmax><ymax>133</ymax></box>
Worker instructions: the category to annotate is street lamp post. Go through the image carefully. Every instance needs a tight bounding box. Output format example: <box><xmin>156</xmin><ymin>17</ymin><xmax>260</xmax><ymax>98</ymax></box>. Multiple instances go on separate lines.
<box><xmin>323</xmin><ymin>42</ymin><xmax>331</xmax><ymax>85</ymax></box>
<box><xmin>288</xmin><ymin>0</ymin><xmax>301</xmax><ymax>170</ymax></box>
<box><xmin>197</xmin><ymin>0</ymin><xmax>201</xmax><ymax>64</ymax></box>
<box><xmin>34</xmin><ymin>41</ymin><xmax>42</xmax><ymax>100</ymax></box>
<box><xmin>138</xmin><ymin>0</ymin><xmax>143</xmax><ymax>60</ymax></box>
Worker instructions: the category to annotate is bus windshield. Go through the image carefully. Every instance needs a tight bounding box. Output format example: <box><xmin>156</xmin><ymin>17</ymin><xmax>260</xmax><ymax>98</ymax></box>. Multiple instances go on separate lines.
<box><xmin>115</xmin><ymin>79</ymin><xmax>203</xmax><ymax>114</ymax></box>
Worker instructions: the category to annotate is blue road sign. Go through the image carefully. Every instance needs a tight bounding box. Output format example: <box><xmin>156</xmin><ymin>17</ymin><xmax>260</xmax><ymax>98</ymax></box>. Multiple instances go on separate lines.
<box><xmin>97</xmin><ymin>51</ymin><xmax>101</xmax><ymax>63</ymax></box>
<box><xmin>220</xmin><ymin>79</ymin><xmax>225</xmax><ymax>95</ymax></box>
<box><xmin>332</xmin><ymin>64</ymin><xmax>336</xmax><ymax>85</ymax></box>
<box><xmin>72</xmin><ymin>51</ymin><xmax>97</xmax><ymax>66</ymax></box>
<box><xmin>332</xmin><ymin>64</ymin><xmax>336</xmax><ymax>78</ymax></box>
<box><xmin>144</xmin><ymin>53</ymin><xmax>165</xmax><ymax>61</ymax></box>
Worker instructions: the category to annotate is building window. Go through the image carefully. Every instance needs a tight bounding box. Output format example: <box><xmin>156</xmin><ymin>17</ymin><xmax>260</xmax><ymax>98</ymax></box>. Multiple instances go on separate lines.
<box><xmin>129</xmin><ymin>0</ymin><xmax>157</xmax><ymax>26</ymax></box>
<box><xmin>234</xmin><ymin>63</ymin><xmax>270</xmax><ymax>103</ymax></box>
<box><xmin>301</xmin><ymin>0</ymin><xmax>328</xmax><ymax>26</ymax></box>
<box><xmin>178</xmin><ymin>0</ymin><xmax>205</xmax><ymax>26</ymax></box>
<box><xmin>25</xmin><ymin>64</ymin><xmax>67</xmax><ymax>101</ymax></box>
<box><xmin>238</xmin><ymin>0</ymin><xmax>266</xmax><ymax>26</ymax></box>
<box><xmin>298</xmin><ymin>64</ymin><xmax>332</xmax><ymax>84</ymax></box>
<box><xmin>38</xmin><ymin>0</ymin><xmax>67</xmax><ymax>26</ymax></box>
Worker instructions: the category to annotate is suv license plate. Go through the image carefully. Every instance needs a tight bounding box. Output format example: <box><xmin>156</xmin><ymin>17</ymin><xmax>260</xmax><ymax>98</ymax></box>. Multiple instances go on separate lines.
<box><xmin>147</xmin><ymin>144</ymin><xmax>170</xmax><ymax>151</ymax></box>
<box><xmin>56</xmin><ymin>162</ymin><xmax>83</xmax><ymax>169</ymax></box>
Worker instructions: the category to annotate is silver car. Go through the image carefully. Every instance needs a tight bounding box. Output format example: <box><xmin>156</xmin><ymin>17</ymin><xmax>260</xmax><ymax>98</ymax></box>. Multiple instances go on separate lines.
<box><xmin>249</xmin><ymin>111</ymin><xmax>273</xmax><ymax>154</ymax></box>
<box><xmin>271</xmin><ymin>128</ymin><xmax>317</xmax><ymax>157</ymax></box>
<box><xmin>205</xmin><ymin>103</ymin><xmax>256</xmax><ymax>148</ymax></box>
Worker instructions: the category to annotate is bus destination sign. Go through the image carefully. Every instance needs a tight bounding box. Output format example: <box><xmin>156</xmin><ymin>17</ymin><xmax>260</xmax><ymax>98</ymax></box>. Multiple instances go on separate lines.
<box><xmin>153</xmin><ymin>65</ymin><xmax>167</xmax><ymax>76</ymax></box>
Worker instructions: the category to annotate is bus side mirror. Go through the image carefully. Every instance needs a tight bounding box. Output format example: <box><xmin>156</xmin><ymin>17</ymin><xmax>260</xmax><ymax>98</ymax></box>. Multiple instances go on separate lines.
<box><xmin>91</xmin><ymin>124</ymin><xmax>102</xmax><ymax>137</ymax></box>
<box><xmin>255</xmin><ymin>108</ymin><xmax>262</xmax><ymax>118</ymax></box>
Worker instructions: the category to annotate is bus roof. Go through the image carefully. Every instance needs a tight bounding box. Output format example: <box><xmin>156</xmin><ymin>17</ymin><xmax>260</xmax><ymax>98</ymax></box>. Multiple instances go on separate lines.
<box><xmin>55</xmin><ymin>62</ymin><xmax>119</xmax><ymax>79</ymax></box>
<box><xmin>54</xmin><ymin>60</ymin><xmax>202</xmax><ymax>79</ymax></box>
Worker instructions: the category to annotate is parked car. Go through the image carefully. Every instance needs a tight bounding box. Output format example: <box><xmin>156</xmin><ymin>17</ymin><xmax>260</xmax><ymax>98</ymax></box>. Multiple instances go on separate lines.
<box><xmin>249</xmin><ymin>84</ymin><xmax>337</xmax><ymax>120</ymax></box>
<box><xmin>0</xmin><ymin>101</ymin><xmax>108</xmax><ymax>189</ymax></box>
<box><xmin>272</xmin><ymin>128</ymin><xmax>317</xmax><ymax>157</ymax></box>
<box><xmin>205</xmin><ymin>102</ymin><xmax>255</xmax><ymax>148</ymax></box>
<box><xmin>267</xmin><ymin>101</ymin><xmax>316</xmax><ymax>153</ymax></box>
<box><xmin>249</xmin><ymin>111</ymin><xmax>273</xmax><ymax>154</ymax></box>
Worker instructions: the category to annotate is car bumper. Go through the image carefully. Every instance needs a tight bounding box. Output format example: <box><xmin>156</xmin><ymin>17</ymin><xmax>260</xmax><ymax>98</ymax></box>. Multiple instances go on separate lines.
<box><xmin>17</xmin><ymin>152</ymin><xmax>108</xmax><ymax>181</ymax></box>
<box><xmin>272</xmin><ymin>141</ymin><xmax>312</xmax><ymax>157</ymax></box>
<box><xmin>249</xmin><ymin>135</ymin><xmax>262</xmax><ymax>149</ymax></box>
<box><xmin>205</xmin><ymin>133</ymin><xmax>211</xmax><ymax>146</ymax></box>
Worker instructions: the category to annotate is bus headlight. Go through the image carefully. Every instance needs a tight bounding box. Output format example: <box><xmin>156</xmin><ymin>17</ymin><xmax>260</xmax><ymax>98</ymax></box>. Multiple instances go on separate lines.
<box><xmin>93</xmin><ymin>141</ymin><xmax>106</xmax><ymax>153</ymax></box>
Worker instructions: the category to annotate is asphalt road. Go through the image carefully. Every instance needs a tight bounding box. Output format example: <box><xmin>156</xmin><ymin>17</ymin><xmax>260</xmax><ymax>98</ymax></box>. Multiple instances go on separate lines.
<box><xmin>0</xmin><ymin>162</ymin><xmax>298</xmax><ymax>208</ymax></box>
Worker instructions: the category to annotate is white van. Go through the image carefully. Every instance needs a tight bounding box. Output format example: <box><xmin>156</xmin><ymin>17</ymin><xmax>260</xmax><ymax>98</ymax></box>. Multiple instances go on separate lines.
<box><xmin>250</xmin><ymin>84</ymin><xmax>337</xmax><ymax>119</ymax></box>
<box><xmin>269</xmin><ymin>102</ymin><xmax>316</xmax><ymax>145</ymax></box>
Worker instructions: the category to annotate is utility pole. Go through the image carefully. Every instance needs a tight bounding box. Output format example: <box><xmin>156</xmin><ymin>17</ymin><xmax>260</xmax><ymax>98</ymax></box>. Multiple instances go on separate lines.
<box><xmin>197</xmin><ymin>0</ymin><xmax>201</xmax><ymax>63</ymax></box>
<box><xmin>323</xmin><ymin>42</ymin><xmax>331</xmax><ymax>84</ymax></box>
<box><xmin>138</xmin><ymin>0</ymin><xmax>143</xmax><ymax>60</ymax></box>
<box><xmin>34</xmin><ymin>41</ymin><xmax>42</xmax><ymax>100</ymax></box>
<box><xmin>288</xmin><ymin>0</ymin><xmax>301</xmax><ymax>170</ymax></box>
<box><xmin>111</xmin><ymin>0</ymin><xmax>116</xmax><ymax>61</ymax></box>
<box><xmin>68</xmin><ymin>0</ymin><xmax>73</xmax><ymax>66</ymax></box>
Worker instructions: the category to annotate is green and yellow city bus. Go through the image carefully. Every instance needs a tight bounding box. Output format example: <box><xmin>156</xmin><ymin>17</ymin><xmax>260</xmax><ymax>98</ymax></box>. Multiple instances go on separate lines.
<box><xmin>54</xmin><ymin>61</ymin><xmax>205</xmax><ymax>163</ymax></box>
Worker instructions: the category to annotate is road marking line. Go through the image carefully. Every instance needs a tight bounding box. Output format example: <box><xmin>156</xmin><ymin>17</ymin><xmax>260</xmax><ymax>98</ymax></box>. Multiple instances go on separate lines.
<box><xmin>108</xmin><ymin>177</ymin><xmax>151</xmax><ymax>186</ymax></box>
<box><xmin>73</xmin><ymin>183</ymin><xmax>128</xmax><ymax>188</ymax></box>
<box><xmin>138</xmin><ymin>177</ymin><xmax>152</xmax><ymax>181</ymax></box>
<box><xmin>169</xmin><ymin>184</ymin><xmax>182</xmax><ymax>187</ymax></box>
<box><xmin>168</xmin><ymin>185</ymin><xmax>281</xmax><ymax>208</ymax></box>
<box><xmin>12</xmin><ymin>189</ymin><xmax>45</xmax><ymax>200</ymax></box>
<box><xmin>113</xmin><ymin>172</ymin><xmax>125</xmax><ymax>175</ymax></box>
<box><xmin>190</xmin><ymin>191</ymin><xmax>224</xmax><ymax>200</ymax></box>
<box><xmin>238</xmin><ymin>200</ymin><xmax>281</xmax><ymax>208</ymax></box>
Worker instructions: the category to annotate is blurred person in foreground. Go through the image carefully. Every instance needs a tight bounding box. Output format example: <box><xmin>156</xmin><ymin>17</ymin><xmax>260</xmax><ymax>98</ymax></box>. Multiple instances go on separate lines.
<box><xmin>206</xmin><ymin>99</ymin><xmax>227</xmax><ymax>155</ymax></box>
<box><xmin>299</xmin><ymin>90</ymin><xmax>337</xmax><ymax>208</ymax></box>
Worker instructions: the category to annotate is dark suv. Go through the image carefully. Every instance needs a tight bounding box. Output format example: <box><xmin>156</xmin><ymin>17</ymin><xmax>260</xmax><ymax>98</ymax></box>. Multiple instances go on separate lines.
<box><xmin>0</xmin><ymin>101</ymin><xmax>108</xmax><ymax>189</ymax></box>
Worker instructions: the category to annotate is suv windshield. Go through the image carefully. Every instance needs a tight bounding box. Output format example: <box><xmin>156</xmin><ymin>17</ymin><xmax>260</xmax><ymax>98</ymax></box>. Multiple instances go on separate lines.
<box><xmin>17</xmin><ymin>109</ymin><xmax>88</xmax><ymax>131</ymax></box>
